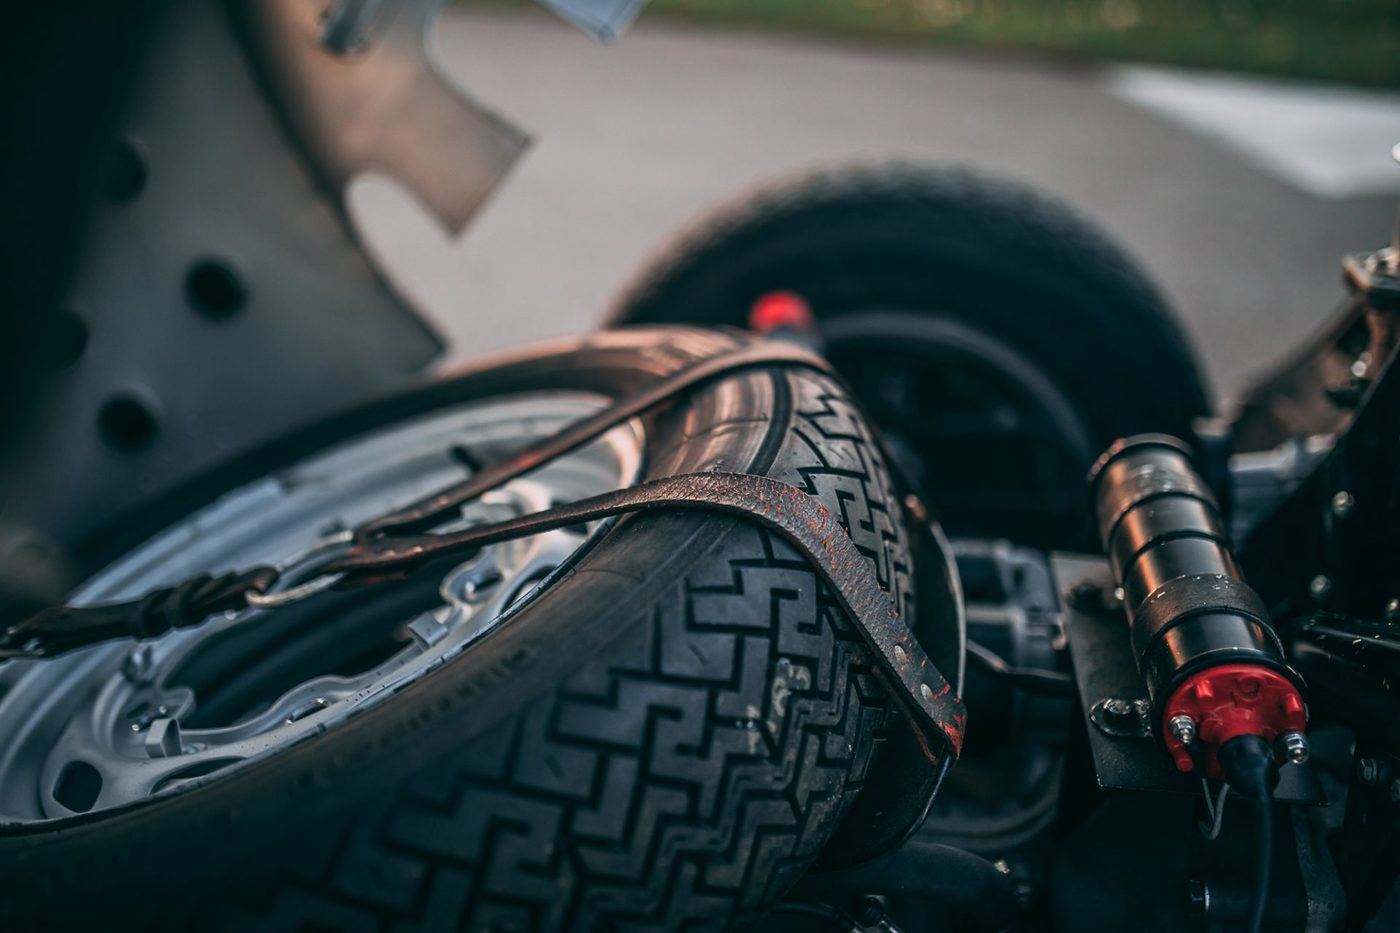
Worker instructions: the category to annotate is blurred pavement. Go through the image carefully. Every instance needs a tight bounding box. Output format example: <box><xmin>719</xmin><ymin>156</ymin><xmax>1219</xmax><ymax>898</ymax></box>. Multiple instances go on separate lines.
<box><xmin>351</xmin><ymin>7</ymin><xmax>1400</xmax><ymax>406</ymax></box>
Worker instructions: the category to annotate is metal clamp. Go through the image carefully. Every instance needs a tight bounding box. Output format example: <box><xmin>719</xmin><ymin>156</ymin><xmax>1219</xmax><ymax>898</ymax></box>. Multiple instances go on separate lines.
<box><xmin>243</xmin><ymin>532</ymin><xmax>354</xmax><ymax>609</ymax></box>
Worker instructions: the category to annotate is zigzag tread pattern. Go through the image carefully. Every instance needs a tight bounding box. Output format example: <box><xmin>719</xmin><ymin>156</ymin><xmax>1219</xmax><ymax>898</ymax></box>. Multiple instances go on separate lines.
<box><xmin>218</xmin><ymin>369</ymin><xmax>910</xmax><ymax>932</ymax></box>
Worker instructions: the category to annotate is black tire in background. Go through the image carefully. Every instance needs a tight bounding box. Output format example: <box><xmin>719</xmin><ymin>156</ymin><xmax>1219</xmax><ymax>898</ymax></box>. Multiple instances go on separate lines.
<box><xmin>610</xmin><ymin>165</ymin><xmax>1212</xmax><ymax>548</ymax></box>
<box><xmin>1</xmin><ymin>328</ymin><xmax>928</xmax><ymax>931</ymax></box>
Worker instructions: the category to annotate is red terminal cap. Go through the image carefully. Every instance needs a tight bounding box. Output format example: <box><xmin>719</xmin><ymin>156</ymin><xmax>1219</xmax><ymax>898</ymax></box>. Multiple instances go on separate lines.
<box><xmin>748</xmin><ymin>291</ymin><xmax>816</xmax><ymax>334</ymax></box>
<box><xmin>1163</xmin><ymin>663</ymin><xmax>1307</xmax><ymax>777</ymax></box>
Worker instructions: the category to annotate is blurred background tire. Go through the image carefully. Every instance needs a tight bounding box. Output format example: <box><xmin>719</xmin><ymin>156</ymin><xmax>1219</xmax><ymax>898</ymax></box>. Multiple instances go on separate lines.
<box><xmin>611</xmin><ymin>164</ymin><xmax>1213</xmax><ymax>548</ymax></box>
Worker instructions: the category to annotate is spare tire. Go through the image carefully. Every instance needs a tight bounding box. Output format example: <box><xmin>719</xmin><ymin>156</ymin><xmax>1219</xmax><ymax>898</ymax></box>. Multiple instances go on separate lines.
<box><xmin>610</xmin><ymin>165</ymin><xmax>1212</xmax><ymax>548</ymax></box>
<box><xmin>0</xmin><ymin>327</ymin><xmax>927</xmax><ymax>931</ymax></box>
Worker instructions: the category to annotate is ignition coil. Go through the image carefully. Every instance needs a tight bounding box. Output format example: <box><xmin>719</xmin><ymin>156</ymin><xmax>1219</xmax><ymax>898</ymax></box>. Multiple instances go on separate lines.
<box><xmin>1089</xmin><ymin>435</ymin><xmax>1308</xmax><ymax>778</ymax></box>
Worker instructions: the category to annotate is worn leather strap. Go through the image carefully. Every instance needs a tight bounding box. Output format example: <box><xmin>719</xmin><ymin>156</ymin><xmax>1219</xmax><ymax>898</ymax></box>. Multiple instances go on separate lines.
<box><xmin>2</xmin><ymin>341</ymin><xmax>964</xmax><ymax>765</ymax></box>
<box><xmin>357</xmin><ymin>340</ymin><xmax>838</xmax><ymax>540</ymax></box>
<box><xmin>331</xmin><ymin>471</ymin><xmax>966</xmax><ymax>761</ymax></box>
<box><xmin>0</xmin><ymin>568</ymin><xmax>278</xmax><ymax>659</ymax></box>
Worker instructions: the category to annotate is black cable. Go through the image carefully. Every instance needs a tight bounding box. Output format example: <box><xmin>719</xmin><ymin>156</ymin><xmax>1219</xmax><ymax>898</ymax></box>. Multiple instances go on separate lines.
<box><xmin>1245</xmin><ymin>793</ymin><xmax>1274</xmax><ymax>933</ymax></box>
<box><xmin>1218</xmin><ymin>735</ymin><xmax>1280</xmax><ymax>933</ymax></box>
<box><xmin>965</xmin><ymin>638</ymin><xmax>1076</xmax><ymax>696</ymax></box>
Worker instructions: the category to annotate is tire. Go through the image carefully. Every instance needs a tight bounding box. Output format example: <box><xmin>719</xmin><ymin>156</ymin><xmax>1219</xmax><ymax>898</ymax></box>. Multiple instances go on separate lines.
<box><xmin>609</xmin><ymin>164</ymin><xmax>1212</xmax><ymax>546</ymax></box>
<box><xmin>1</xmin><ymin>327</ymin><xmax>918</xmax><ymax>931</ymax></box>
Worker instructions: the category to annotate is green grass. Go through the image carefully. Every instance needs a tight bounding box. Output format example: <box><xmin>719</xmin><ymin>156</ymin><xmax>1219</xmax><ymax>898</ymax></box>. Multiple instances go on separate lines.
<box><xmin>514</xmin><ymin>0</ymin><xmax>1400</xmax><ymax>88</ymax></box>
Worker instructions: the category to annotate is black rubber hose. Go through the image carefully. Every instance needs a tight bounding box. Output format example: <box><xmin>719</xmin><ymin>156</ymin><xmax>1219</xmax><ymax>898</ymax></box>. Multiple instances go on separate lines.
<box><xmin>1218</xmin><ymin>735</ymin><xmax>1280</xmax><ymax>933</ymax></box>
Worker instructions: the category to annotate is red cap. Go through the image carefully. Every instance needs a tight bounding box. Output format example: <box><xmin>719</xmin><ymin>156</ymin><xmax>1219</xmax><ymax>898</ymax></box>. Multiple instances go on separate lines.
<box><xmin>748</xmin><ymin>291</ymin><xmax>816</xmax><ymax>334</ymax></box>
<box><xmin>1162</xmin><ymin>663</ymin><xmax>1306</xmax><ymax>777</ymax></box>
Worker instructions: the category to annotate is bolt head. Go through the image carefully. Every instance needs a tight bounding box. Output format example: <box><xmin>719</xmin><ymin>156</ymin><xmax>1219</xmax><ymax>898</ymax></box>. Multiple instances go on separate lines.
<box><xmin>1309</xmin><ymin>575</ymin><xmax>1333</xmax><ymax>599</ymax></box>
<box><xmin>1386</xmin><ymin>598</ymin><xmax>1400</xmax><ymax>621</ymax></box>
<box><xmin>1331</xmin><ymin>490</ymin><xmax>1356</xmax><ymax>518</ymax></box>
<box><xmin>1092</xmin><ymin>697</ymin><xmax>1152</xmax><ymax>738</ymax></box>
<box><xmin>1103</xmin><ymin>698</ymin><xmax>1132</xmax><ymax>718</ymax></box>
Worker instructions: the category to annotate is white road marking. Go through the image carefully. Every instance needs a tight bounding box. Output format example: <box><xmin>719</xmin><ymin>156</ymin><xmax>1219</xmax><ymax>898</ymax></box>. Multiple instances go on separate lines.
<box><xmin>1109</xmin><ymin>65</ymin><xmax>1400</xmax><ymax>198</ymax></box>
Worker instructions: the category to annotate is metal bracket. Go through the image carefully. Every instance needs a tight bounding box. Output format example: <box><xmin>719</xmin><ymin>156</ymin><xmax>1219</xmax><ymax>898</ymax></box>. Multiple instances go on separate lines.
<box><xmin>239</xmin><ymin>0</ymin><xmax>530</xmax><ymax>234</ymax></box>
<box><xmin>1089</xmin><ymin>696</ymin><xmax>1153</xmax><ymax>739</ymax></box>
<box><xmin>1</xmin><ymin>1</ymin><xmax>446</xmax><ymax>577</ymax></box>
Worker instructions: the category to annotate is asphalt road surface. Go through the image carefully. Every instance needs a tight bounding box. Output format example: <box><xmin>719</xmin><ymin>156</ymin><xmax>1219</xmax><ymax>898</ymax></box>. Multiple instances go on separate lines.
<box><xmin>352</xmin><ymin>6</ymin><xmax>1400</xmax><ymax>407</ymax></box>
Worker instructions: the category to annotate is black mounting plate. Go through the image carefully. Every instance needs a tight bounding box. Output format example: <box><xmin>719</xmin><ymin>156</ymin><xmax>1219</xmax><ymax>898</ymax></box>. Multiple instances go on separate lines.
<box><xmin>1054</xmin><ymin>553</ymin><xmax>1324</xmax><ymax>804</ymax></box>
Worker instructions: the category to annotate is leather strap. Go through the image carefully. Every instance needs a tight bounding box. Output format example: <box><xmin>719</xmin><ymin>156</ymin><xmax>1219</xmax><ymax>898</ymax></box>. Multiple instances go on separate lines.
<box><xmin>331</xmin><ymin>471</ymin><xmax>966</xmax><ymax>761</ymax></box>
<box><xmin>2</xmin><ymin>341</ymin><xmax>964</xmax><ymax>764</ymax></box>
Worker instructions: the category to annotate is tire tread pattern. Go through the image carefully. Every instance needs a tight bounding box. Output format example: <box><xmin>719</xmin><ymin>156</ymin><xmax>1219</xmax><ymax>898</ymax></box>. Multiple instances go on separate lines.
<box><xmin>220</xmin><ymin>369</ymin><xmax>909</xmax><ymax>932</ymax></box>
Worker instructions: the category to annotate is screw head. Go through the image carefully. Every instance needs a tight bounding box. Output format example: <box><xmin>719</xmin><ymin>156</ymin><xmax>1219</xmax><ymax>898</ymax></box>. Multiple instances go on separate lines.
<box><xmin>1331</xmin><ymin>490</ymin><xmax>1356</xmax><ymax>518</ymax></box>
<box><xmin>1386</xmin><ymin>598</ymin><xmax>1400</xmax><ymax>621</ymax></box>
<box><xmin>1309</xmin><ymin>575</ymin><xmax>1333</xmax><ymax>599</ymax></box>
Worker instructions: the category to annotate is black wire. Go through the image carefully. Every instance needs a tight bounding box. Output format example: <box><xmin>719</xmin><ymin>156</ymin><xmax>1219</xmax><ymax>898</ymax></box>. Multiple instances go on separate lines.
<box><xmin>1217</xmin><ymin>735</ymin><xmax>1278</xmax><ymax>933</ymax></box>
<box><xmin>965</xmin><ymin>638</ymin><xmax>1076</xmax><ymax>696</ymax></box>
<box><xmin>1246</xmin><ymin>793</ymin><xmax>1274</xmax><ymax>933</ymax></box>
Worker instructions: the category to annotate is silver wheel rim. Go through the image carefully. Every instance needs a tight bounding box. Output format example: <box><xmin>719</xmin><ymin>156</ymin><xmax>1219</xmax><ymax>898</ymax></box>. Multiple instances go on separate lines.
<box><xmin>0</xmin><ymin>391</ymin><xmax>643</xmax><ymax>822</ymax></box>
